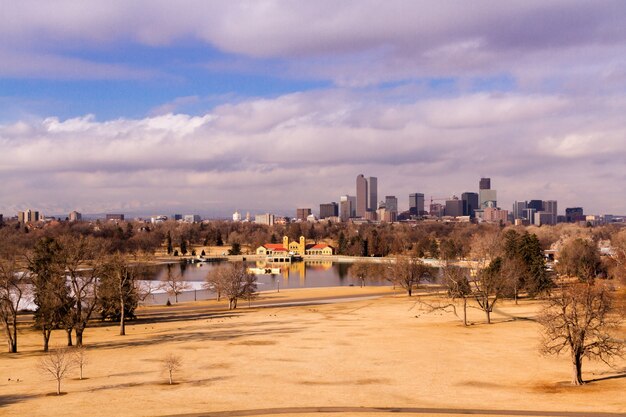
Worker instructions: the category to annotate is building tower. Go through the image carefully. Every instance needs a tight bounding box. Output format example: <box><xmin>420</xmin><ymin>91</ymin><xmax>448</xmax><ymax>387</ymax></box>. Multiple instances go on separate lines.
<box><xmin>478</xmin><ymin>177</ymin><xmax>497</xmax><ymax>208</ymax></box>
<box><xmin>356</xmin><ymin>174</ymin><xmax>368</xmax><ymax>218</ymax></box>
<box><xmin>367</xmin><ymin>176</ymin><xmax>378</xmax><ymax>212</ymax></box>
<box><xmin>461</xmin><ymin>192</ymin><xmax>478</xmax><ymax>218</ymax></box>
<box><xmin>409</xmin><ymin>193</ymin><xmax>425</xmax><ymax>216</ymax></box>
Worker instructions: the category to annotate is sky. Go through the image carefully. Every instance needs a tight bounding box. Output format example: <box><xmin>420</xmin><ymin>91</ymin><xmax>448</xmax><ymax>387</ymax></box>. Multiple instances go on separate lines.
<box><xmin>1</xmin><ymin>1</ymin><xmax>626</xmax><ymax>218</ymax></box>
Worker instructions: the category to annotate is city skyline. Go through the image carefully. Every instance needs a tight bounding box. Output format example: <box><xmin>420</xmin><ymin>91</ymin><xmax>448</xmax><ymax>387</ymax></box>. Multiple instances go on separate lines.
<box><xmin>2</xmin><ymin>2</ymin><xmax>626</xmax><ymax>216</ymax></box>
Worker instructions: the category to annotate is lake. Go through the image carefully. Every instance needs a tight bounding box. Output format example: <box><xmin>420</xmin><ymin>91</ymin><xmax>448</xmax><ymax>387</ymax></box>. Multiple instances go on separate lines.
<box><xmin>143</xmin><ymin>260</ymin><xmax>390</xmax><ymax>305</ymax></box>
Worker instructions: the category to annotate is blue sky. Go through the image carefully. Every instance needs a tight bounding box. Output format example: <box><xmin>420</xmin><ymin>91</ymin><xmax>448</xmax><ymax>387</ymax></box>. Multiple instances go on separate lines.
<box><xmin>1</xmin><ymin>1</ymin><xmax>626</xmax><ymax>217</ymax></box>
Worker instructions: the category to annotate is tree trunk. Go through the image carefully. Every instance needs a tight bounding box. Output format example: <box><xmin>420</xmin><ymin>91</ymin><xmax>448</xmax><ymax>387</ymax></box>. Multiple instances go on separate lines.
<box><xmin>485</xmin><ymin>307</ymin><xmax>491</xmax><ymax>324</ymax></box>
<box><xmin>120</xmin><ymin>295</ymin><xmax>126</xmax><ymax>336</ymax></box>
<box><xmin>43</xmin><ymin>329</ymin><xmax>51</xmax><ymax>352</ymax></box>
<box><xmin>66</xmin><ymin>328</ymin><xmax>73</xmax><ymax>346</ymax></box>
<box><xmin>361</xmin><ymin>278</ymin><xmax>364</xmax><ymax>288</ymax></box>
<box><xmin>75</xmin><ymin>328</ymin><xmax>84</xmax><ymax>347</ymax></box>
<box><xmin>169</xmin><ymin>370</ymin><xmax>173</xmax><ymax>385</ymax></box>
<box><xmin>407</xmin><ymin>287</ymin><xmax>412</xmax><ymax>297</ymax></box>
<box><xmin>572</xmin><ymin>353</ymin><xmax>584</xmax><ymax>385</ymax></box>
<box><xmin>462</xmin><ymin>298</ymin><xmax>467</xmax><ymax>327</ymax></box>
<box><xmin>57</xmin><ymin>379</ymin><xmax>61</xmax><ymax>395</ymax></box>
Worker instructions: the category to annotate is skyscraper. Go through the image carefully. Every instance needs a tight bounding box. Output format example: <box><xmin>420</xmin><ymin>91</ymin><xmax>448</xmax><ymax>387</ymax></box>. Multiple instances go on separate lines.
<box><xmin>296</xmin><ymin>208</ymin><xmax>312</xmax><ymax>221</ymax></box>
<box><xmin>356</xmin><ymin>174</ymin><xmax>367</xmax><ymax>218</ymax></box>
<box><xmin>445</xmin><ymin>197</ymin><xmax>464</xmax><ymax>217</ymax></box>
<box><xmin>565</xmin><ymin>207</ymin><xmax>584</xmax><ymax>223</ymax></box>
<box><xmin>513</xmin><ymin>201</ymin><xmax>528</xmax><ymax>220</ymax></box>
<box><xmin>340</xmin><ymin>195</ymin><xmax>356</xmax><ymax>221</ymax></box>
<box><xmin>543</xmin><ymin>200</ymin><xmax>558</xmax><ymax>225</ymax></box>
<box><xmin>409</xmin><ymin>193</ymin><xmax>425</xmax><ymax>215</ymax></box>
<box><xmin>367</xmin><ymin>176</ymin><xmax>378</xmax><ymax>212</ymax></box>
<box><xmin>319</xmin><ymin>203</ymin><xmax>338</xmax><ymax>219</ymax></box>
<box><xmin>461</xmin><ymin>192</ymin><xmax>478</xmax><ymax>218</ymax></box>
<box><xmin>478</xmin><ymin>178</ymin><xmax>497</xmax><ymax>208</ymax></box>
<box><xmin>385</xmin><ymin>195</ymin><xmax>398</xmax><ymax>213</ymax></box>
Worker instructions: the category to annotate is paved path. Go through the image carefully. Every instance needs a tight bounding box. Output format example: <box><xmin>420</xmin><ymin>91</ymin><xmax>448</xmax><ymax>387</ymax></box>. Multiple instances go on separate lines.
<box><xmin>160</xmin><ymin>406</ymin><xmax>626</xmax><ymax>417</ymax></box>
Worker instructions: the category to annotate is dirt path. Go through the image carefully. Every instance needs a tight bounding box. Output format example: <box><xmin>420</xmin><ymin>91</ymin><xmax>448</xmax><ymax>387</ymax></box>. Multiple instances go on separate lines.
<box><xmin>162</xmin><ymin>406</ymin><xmax>626</xmax><ymax>417</ymax></box>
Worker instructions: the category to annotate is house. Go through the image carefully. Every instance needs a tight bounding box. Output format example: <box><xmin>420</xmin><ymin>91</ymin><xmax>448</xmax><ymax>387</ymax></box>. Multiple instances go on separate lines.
<box><xmin>256</xmin><ymin>236</ymin><xmax>334</xmax><ymax>257</ymax></box>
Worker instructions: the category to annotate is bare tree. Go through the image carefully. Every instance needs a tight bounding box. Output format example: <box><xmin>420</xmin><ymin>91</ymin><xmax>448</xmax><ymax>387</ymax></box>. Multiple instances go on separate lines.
<box><xmin>441</xmin><ymin>263</ymin><xmax>472</xmax><ymax>326</ymax></box>
<box><xmin>539</xmin><ymin>282</ymin><xmax>624</xmax><ymax>385</ymax></box>
<box><xmin>39</xmin><ymin>347</ymin><xmax>76</xmax><ymax>395</ymax></box>
<box><xmin>72</xmin><ymin>346</ymin><xmax>88</xmax><ymax>380</ymax></box>
<box><xmin>388</xmin><ymin>256</ymin><xmax>432</xmax><ymax>296</ymax></box>
<box><xmin>204</xmin><ymin>264</ymin><xmax>227</xmax><ymax>301</ymax></box>
<box><xmin>161</xmin><ymin>263</ymin><xmax>190</xmax><ymax>304</ymax></box>
<box><xmin>100</xmin><ymin>253</ymin><xmax>145</xmax><ymax>335</ymax></box>
<box><xmin>59</xmin><ymin>235</ymin><xmax>107</xmax><ymax>347</ymax></box>
<box><xmin>468</xmin><ymin>231</ymin><xmax>508</xmax><ymax>324</ymax></box>
<box><xmin>162</xmin><ymin>353</ymin><xmax>182</xmax><ymax>385</ymax></box>
<box><xmin>27</xmin><ymin>237</ymin><xmax>72</xmax><ymax>351</ymax></box>
<box><xmin>349</xmin><ymin>260</ymin><xmax>372</xmax><ymax>288</ymax></box>
<box><xmin>0</xmin><ymin>253</ymin><xmax>27</xmax><ymax>353</ymax></box>
<box><xmin>207</xmin><ymin>262</ymin><xmax>257</xmax><ymax>310</ymax></box>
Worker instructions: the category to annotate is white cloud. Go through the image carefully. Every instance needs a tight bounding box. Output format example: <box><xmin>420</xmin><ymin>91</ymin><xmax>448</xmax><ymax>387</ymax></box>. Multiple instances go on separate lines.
<box><xmin>1</xmin><ymin>89</ymin><xmax>626</xmax><ymax>216</ymax></box>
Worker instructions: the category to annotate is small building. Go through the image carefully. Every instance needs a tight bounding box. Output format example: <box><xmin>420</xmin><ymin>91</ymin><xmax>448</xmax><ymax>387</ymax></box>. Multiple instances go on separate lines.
<box><xmin>256</xmin><ymin>236</ymin><xmax>334</xmax><ymax>258</ymax></box>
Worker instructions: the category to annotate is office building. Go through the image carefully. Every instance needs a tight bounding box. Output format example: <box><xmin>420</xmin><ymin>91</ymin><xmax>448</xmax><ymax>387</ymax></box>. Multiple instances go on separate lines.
<box><xmin>367</xmin><ymin>176</ymin><xmax>378</xmax><ymax>212</ymax></box>
<box><xmin>18</xmin><ymin>209</ymin><xmax>40</xmax><ymax>223</ymax></box>
<box><xmin>105</xmin><ymin>214</ymin><xmax>125</xmax><ymax>221</ymax></box>
<box><xmin>319</xmin><ymin>203</ymin><xmax>339</xmax><ymax>219</ymax></box>
<box><xmin>296</xmin><ymin>208</ymin><xmax>312</xmax><ymax>221</ymax></box>
<box><xmin>534</xmin><ymin>211</ymin><xmax>553</xmax><ymax>226</ymax></box>
<box><xmin>340</xmin><ymin>195</ymin><xmax>356</xmax><ymax>221</ymax></box>
<box><xmin>565</xmin><ymin>207</ymin><xmax>584</xmax><ymax>223</ymax></box>
<box><xmin>478</xmin><ymin>178</ymin><xmax>497</xmax><ymax>208</ymax></box>
<box><xmin>513</xmin><ymin>201</ymin><xmax>528</xmax><ymax>220</ymax></box>
<box><xmin>430</xmin><ymin>203</ymin><xmax>445</xmax><ymax>217</ymax></box>
<box><xmin>523</xmin><ymin>208</ymin><xmax>536</xmax><ymax>223</ymax></box>
<box><xmin>356</xmin><ymin>174</ymin><xmax>368</xmax><ymax>217</ymax></box>
<box><xmin>385</xmin><ymin>196</ymin><xmax>398</xmax><ymax>213</ymax></box>
<box><xmin>543</xmin><ymin>200</ymin><xmax>558</xmax><ymax>225</ymax></box>
<box><xmin>461</xmin><ymin>192</ymin><xmax>478</xmax><ymax>218</ymax></box>
<box><xmin>409</xmin><ymin>193</ymin><xmax>425</xmax><ymax>216</ymax></box>
<box><xmin>172</xmin><ymin>214</ymin><xmax>183</xmax><ymax>221</ymax></box>
<box><xmin>483</xmin><ymin>207</ymin><xmax>509</xmax><ymax>223</ymax></box>
<box><xmin>445</xmin><ymin>197</ymin><xmax>464</xmax><ymax>217</ymax></box>
<box><xmin>69</xmin><ymin>211</ymin><xmax>82</xmax><ymax>222</ymax></box>
<box><xmin>255</xmin><ymin>213</ymin><xmax>275</xmax><ymax>226</ymax></box>
<box><xmin>232</xmin><ymin>211</ymin><xmax>242</xmax><ymax>222</ymax></box>
<box><xmin>183</xmin><ymin>214</ymin><xmax>201</xmax><ymax>223</ymax></box>
<box><xmin>527</xmin><ymin>200</ymin><xmax>543</xmax><ymax>212</ymax></box>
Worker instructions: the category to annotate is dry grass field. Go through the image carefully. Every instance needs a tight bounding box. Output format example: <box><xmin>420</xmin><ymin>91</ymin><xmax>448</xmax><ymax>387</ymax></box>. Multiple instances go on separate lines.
<box><xmin>1</xmin><ymin>287</ymin><xmax>625</xmax><ymax>417</ymax></box>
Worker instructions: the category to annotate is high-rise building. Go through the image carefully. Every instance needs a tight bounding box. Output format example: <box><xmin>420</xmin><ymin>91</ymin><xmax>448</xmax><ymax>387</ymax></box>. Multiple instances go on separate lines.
<box><xmin>319</xmin><ymin>203</ymin><xmax>338</xmax><ymax>219</ymax></box>
<box><xmin>523</xmin><ymin>208</ymin><xmax>536</xmax><ymax>223</ymax></box>
<box><xmin>296</xmin><ymin>208</ymin><xmax>312</xmax><ymax>221</ymax></box>
<box><xmin>69</xmin><ymin>211</ymin><xmax>82</xmax><ymax>222</ymax></box>
<box><xmin>565</xmin><ymin>207</ymin><xmax>584</xmax><ymax>223</ymax></box>
<box><xmin>461</xmin><ymin>192</ymin><xmax>478</xmax><ymax>218</ymax></box>
<box><xmin>483</xmin><ymin>207</ymin><xmax>508</xmax><ymax>223</ymax></box>
<box><xmin>340</xmin><ymin>195</ymin><xmax>356</xmax><ymax>221</ymax></box>
<box><xmin>409</xmin><ymin>193</ymin><xmax>425</xmax><ymax>216</ymax></box>
<box><xmin>534</xmin><ymin>211</ymin><xmax>553</xmax><ymax>226</ymax></box>
<box><xmin>527</xmin><ymin>200</ymin><xmax>543</xmax><ymax>212</ymax></box>
<box><xmin>356</xmin><ymin>174</ymin><xmax>368</xmax><ymax>218</ymax></box>
<box><xmin>255</xmin><ymin>213</ymin><xmax>275</xmax><ymax>226</ymax></box>
<box><xmin>445</xmin><ymin>197</ymin><xmax>464</xmax><ymax>217</ymax></box>
<box><xmin>478</xmin><ymin>178</ymin><xmax>496</xmax><ymax>208</ymax></box>
<box><xmin>430</xmin><ymin>203</ymin><xmax>445</xmax><ymax>217</ymax></box>
<box><xmin>513</xmin><ymin>201</ymin><xmax>528</xmax><ymax>220</ymax></box>
<box><xmin>385</xmin><ymin>196</ymin><xmax>398</xmax><ymax>213</ymax></box>
<box><xmin>367</xmin><ymin>176</ymin><xmax>378</xmax><ymax>212</ymax></box>
<box><xmin>543</xmin><ymin>200</ymin><xmax>558</xmax><ymax>225</ymax></box>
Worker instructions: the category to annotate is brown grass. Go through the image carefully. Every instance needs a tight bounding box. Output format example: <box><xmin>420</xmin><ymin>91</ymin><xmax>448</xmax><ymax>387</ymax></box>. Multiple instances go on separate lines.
<box><xmin>1</xmin><ymin>287</ymin><xmax>625</xmax><ymax>417</ymax></box>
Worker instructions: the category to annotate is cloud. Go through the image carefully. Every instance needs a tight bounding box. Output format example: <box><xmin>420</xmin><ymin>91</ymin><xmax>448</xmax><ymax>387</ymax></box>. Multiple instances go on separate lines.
<box><xmin>2</xmin><ymin>1</ymin><xmax>626</xmax><ymax>86</ymax></box>
<box><xmin>1</xmin><ymin>89</ymin><xmax>626</xmax><ymax>216</ymax></box>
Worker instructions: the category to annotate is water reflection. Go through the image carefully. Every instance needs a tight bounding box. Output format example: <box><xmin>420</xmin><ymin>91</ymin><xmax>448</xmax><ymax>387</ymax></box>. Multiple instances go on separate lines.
<box><xmin>143</xmin><ymin>260</ymin><xmax>389</xmax><ymax>305</ymax></box>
